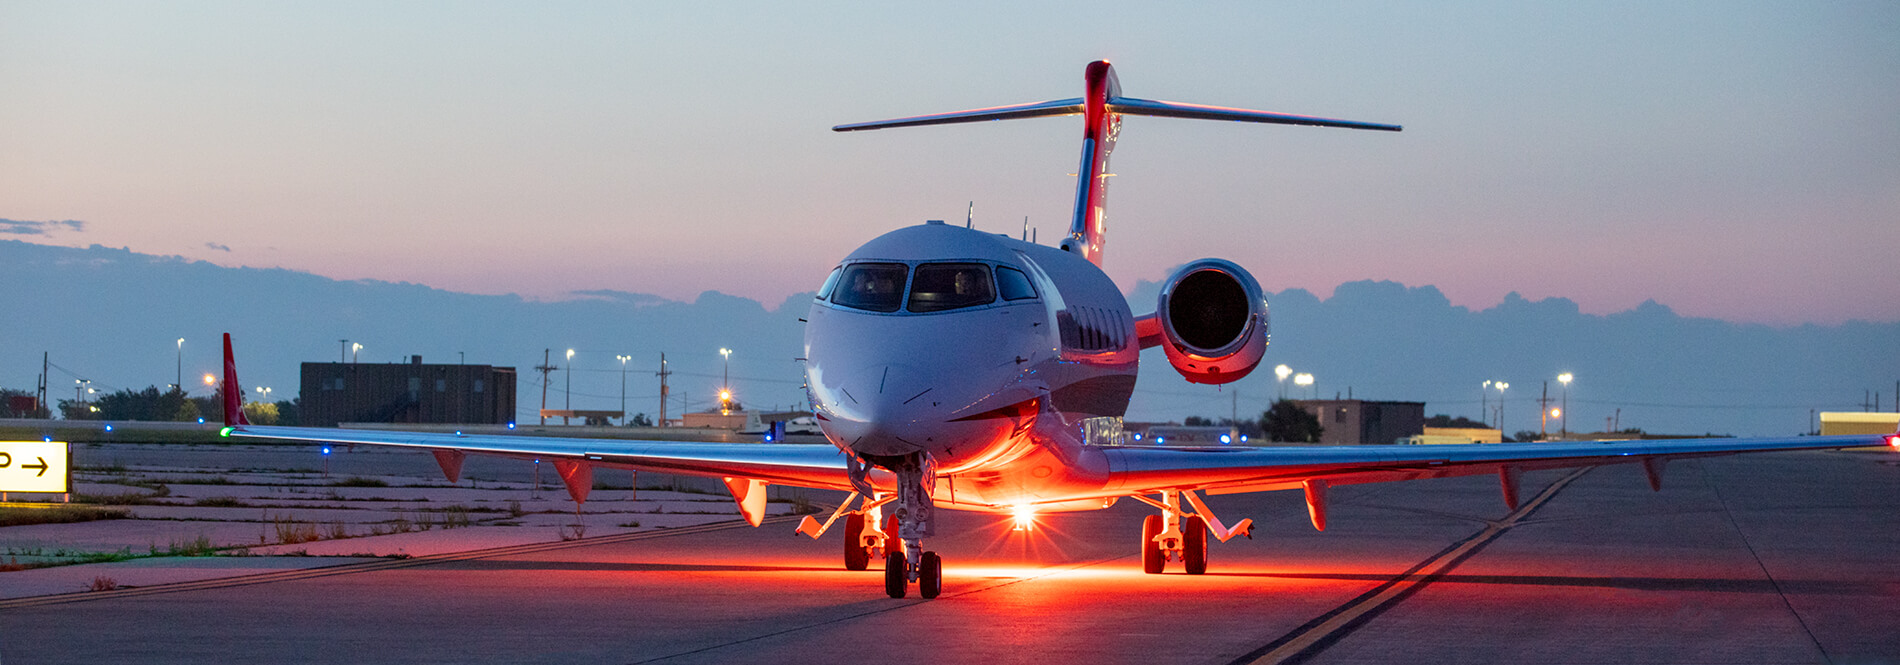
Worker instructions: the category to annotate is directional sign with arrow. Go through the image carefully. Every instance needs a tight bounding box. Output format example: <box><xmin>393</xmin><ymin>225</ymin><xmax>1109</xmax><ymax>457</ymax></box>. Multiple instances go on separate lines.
<box><xmin>0</xmin><ymin>441</ymin><xmax>70</xmax><ymax>493</ymax></box>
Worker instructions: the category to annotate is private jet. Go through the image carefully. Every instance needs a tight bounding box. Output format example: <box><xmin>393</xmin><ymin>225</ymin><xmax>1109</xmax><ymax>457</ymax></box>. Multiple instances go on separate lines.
<box><xmin>220</xmin><ymin>61</ymin><xmax>1898</xmax><ymax>599</ymax></box>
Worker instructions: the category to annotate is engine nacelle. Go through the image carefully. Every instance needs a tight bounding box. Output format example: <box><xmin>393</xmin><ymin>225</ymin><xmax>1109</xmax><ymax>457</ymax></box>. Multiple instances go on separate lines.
<box><xmin>1155</xmin><ymin>259</ymin><xmax>1268</xmax><ymax>385</ymax></box>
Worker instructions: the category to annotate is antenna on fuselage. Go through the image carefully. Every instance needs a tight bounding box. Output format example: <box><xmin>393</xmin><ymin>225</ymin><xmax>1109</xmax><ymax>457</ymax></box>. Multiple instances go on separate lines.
<box><xmin>832</xmin><ymin>60</ymin><xmax>1401</xmax><ymax>267</ymax></box>
<box><xmin>965</xmin><ymin>201</ymin><xmax>974</xmax><ymax>229</ymax></box>
<box><xmin>1021</xmin><ymin>216</ymin><xmax>1028</xmax><ymax>241</ymax></box>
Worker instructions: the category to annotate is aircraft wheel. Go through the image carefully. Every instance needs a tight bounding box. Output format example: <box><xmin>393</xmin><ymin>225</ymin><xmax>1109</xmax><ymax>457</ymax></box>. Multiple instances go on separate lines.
<box><xmin>884</xmin><ymin>550</ymin><xmax>909</xmax><ymax>598</ymax></box>
<box><xmin>919</xmin><ymin>551</ymin><xmax>943</xmax><ymax>599</ymax></box>
<box><xmin>1140</xmin><ymin>514</ymin><xmax>1165</xmax><ymax>574</ymax></box>
<box><xmin>1183</xmin><ymin>515</ymin><xmax>1209</xmax><ymax>575</ymax></box>
<box><xmin>843</xmin><ymin>513</ymin><xmax>869</xmax><ymax>571</ymax></box>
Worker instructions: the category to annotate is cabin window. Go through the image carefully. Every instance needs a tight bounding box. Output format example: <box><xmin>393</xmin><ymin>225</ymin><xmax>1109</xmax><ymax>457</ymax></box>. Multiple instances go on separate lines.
<box><xmin>996</xmin><ymin>266</ymin><xmax>1038</xmax><ymax>301</ymax></box>
<box><xmin>832</xmin><ymin>263</ymin><xmax>908</xmax><ymax>313</ymax></box>
<box><xmin>816</xmin><ymin>266</ymin><xmax>843</xmax><ymax>301</ymax></box>
<box><xmin>907</xmin><ymin>263</ymin><xmax>995</xmax><ymax>313</ymax></box>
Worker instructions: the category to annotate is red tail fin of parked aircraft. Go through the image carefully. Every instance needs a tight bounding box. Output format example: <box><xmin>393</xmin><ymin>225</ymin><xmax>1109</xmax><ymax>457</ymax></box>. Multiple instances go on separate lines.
<box><xmin>222</xmin><ymin>333</ymin><xmax>249</xmax><ymax>427</ymax></box>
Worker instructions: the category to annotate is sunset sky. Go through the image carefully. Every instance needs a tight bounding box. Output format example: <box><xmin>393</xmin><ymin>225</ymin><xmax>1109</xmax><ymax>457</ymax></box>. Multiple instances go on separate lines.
<box><xmin>4</xmin><ymin>1</ymin><xmax>1896</xmax><ymax>325</ymax></box>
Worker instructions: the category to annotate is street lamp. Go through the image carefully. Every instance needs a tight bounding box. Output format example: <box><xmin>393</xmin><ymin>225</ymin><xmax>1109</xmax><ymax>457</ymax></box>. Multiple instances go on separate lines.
<box><xmin>176</xmin><ymin>338</ymin><xmax>185</xmax><ymax>391</ymax></box>
<box><xmin>616</xmin><ymin>354</ymin><xmax>632</xmax><ymax>422</ymax></box>
<box><xmin>719</xmin><ymin>348</ymin><xmax>732</xmax><ymax>413</ymax></box>
<box><xmin>1275</xmin><ymin>364</ymin><xmax>1292</xmax><ymax>399</ymax></box>
<box><xmin>1293</xmin><ymin>373</ymin><xmax>1314</xmax><ymax>399</ymax></box>
<box><xmin>565</xmin><ymin>349</ymin><xmax>575</xmax><ymax>413</ymax></box>
<box><xmin>351</xmin><ymin>342</ymin><xmax>362</xmax><ymax>363</ymax></box>
<box><xmin>1483</xmin><ymin>380</ymin><xmax>1492</xmax><ymax>427</ymax></box>
<box><xmin>1494</xmin><ymin>382</ymin><xmax>1509</xmax><ymax>436</ymax></box>
<box><xmin>1557</xmin><ymin>372</ymin><xmax>1574</xmax><ymax>437</ymax></box>
<box><xmin>254</xmin><ymin>386</ymin><xmax>272</xmax><ymax>403</ymax></box>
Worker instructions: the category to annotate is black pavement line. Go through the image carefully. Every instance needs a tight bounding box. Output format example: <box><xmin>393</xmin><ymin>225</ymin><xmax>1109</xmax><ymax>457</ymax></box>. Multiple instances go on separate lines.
<box><xmin>1230</xmin><ymin>467</ymin><xmax>1590</xmax><ymax>665</ymax></box>
<box><xmin>0</xmin><ymin>513</ymin><xmax>802</xmax><ymax>610</ymax></box>
<box><xmin>1698</xmin><ymin>462</ymin><xmax>1833</xmax><ymax>665</ymax></box>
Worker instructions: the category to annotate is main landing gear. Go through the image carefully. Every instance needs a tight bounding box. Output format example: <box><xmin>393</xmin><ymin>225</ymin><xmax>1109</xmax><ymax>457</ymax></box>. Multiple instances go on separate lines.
<box><xmin>793</xmin><ymin>452</ymin><xmax>943</xmax><ymax>598</ymax></box>
<box><xmin>1131</xmin><ymin>488</ymin><xmax>1253</xmax><ymax>575</ymax></box>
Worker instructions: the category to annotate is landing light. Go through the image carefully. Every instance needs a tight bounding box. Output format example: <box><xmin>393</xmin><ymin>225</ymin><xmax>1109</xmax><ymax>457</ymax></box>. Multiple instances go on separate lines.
<box><xmin>1011</xmin><ymin>506</ymin><xmax>1037</xmax><ymax>531</ymax></box>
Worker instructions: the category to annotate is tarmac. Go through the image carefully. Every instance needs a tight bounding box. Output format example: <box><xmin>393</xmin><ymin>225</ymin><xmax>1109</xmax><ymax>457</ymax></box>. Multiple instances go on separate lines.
<box><xmin>1</xmin><ymin>443</ymin><xmax>1895</xmax><ymax>664</ymax></box>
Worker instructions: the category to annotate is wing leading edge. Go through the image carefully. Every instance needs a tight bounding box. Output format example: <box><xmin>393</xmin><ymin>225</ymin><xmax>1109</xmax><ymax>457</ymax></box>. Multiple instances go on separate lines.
<box><xmin>1102</xmin><ymin>434</ymin><xmax>1895</xmax><ymax>498</ymax></box>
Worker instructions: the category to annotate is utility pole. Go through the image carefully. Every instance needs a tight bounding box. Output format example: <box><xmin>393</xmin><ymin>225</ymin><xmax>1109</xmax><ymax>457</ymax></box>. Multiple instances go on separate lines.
<box><xmin>38</xmin><ymin>352</ymin><xmax>49</xmax><ymax>419</ymax></box>
<box><xmin>1538</xmin><ymin>381</ymin><xmax>1550</xmax><ymax>439</ymax></box>
<box><xmin>657</xmin><ymin>353</ymin><xmax>671</xmax><ymax>428</ymax></box>
<box><xmin>340</xmin><ymin>339</ymin><xmax>348</xmax><ymax>363</ymax></box>
<box><xmin>534</xmin><ymin>349</ymin><xmax>554</xmax><ymax>426</ymax></box>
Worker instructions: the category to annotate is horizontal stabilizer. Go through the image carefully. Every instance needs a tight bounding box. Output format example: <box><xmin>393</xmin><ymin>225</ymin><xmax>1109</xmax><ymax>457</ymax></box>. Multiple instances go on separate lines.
<box><xmin>1108</xmin><ymin>97</ymin><xmax>1402</xmax><ymax>132</ymax></box>
<box><xmin>833</xmin><ymin>98</ymin><xmax>1083</xmax><ymax>132</ymax></box>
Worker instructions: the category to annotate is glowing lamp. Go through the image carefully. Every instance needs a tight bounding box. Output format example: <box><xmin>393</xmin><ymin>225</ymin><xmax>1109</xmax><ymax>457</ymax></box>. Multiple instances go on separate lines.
<box><xmin>1011</xmin><ymin>506</ymin><xmax>1037</xmax><ymax>531</ymax></box>
<box><xmin>219</xmin><ymin>426</ymin><xmax>234</xmax><ymax>437</ymax></box>
<box><xmin>1889</xmin><ymin>435</ymin><xmax>1900</xmax><ymax>449</ymax></box>
<box><xmin>204</xmin><ymin>374</ymin><xmax>216</xmax><ymax>385</ymax></box>
<box><xmin>322</xmin><ymin>447</ymin><xmax>332</xmax><ymax>455</ymax></box>
<box><xmin>508</xmin><ymin>422</ymin><xmax>517</xmax><ymax>429</ymax></box>
<box><xmin>1220</xmin><ymin>434</ymin><xmax>1231</xmax><ymax>444</ymax></box>
<box><xmin>103</xmin><ymin>424</ymin><xmax>113</xmax><ymax>432</ymax></box>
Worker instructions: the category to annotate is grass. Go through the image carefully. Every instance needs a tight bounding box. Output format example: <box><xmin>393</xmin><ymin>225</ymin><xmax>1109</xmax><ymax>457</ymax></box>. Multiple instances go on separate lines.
<box><xmin>0</xmin><ymin>505</ymin><xmax>131</xmax><ymax>527</ymax></box>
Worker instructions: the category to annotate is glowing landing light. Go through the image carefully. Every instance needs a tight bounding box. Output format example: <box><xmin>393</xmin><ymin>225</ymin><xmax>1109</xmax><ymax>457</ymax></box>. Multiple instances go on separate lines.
<box><xmin>1011</xmin><ymin>506</ymin><xmax>1037</xmax><ymax>531</ymax></box>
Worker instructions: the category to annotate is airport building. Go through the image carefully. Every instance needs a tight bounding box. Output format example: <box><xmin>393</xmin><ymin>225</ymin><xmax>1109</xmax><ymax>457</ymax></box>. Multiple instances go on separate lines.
<box><xmin>300</xmin><ymin>357</ymin><xmax>516</xmax><ymax>427</ymax></box>
<box><xmin>1294</xmin><ymin>399</ymin><xmax>1426</xmax><ymax>445</ymax></box>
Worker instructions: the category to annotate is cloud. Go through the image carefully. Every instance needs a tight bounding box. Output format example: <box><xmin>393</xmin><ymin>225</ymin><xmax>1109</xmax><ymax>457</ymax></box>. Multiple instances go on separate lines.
<box><xmin>0</xmin><ymin>219</ymin><xmax>86</xmax><ymax>235</ymax></box>
<box><xmin>204</xmin><ymin>242</ymin><xmax>232</xmax><ymax>252</ymax></box>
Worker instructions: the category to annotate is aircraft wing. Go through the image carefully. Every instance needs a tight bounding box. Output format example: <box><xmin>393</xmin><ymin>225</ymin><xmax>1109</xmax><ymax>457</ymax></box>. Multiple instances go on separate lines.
<box><xmin>227</xmin><ymin>424</ymin><xmax>855</xmax><ymax>491</ymax></box>
<box><xmin>1101</xmin><ymin>434</ymin><xmax>1896</xmax><ymax>498</ymax></box>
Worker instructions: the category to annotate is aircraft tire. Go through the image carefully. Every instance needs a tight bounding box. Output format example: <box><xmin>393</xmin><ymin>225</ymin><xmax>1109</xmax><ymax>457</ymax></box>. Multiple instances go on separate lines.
<box><xmin>884</xmin><ymin>550</ymin><xmax>908</xmax><ymax>598</ymax></box>
<box><xmin>1141</xmin><ymin>514</ymin><xmax>1165</xmax><ymax>574</ymax></box>
<box><xmin>919</xmin><ymin>551</ymin><xmax>942</xmax><ymax>599</ymax></box>
<box><xmin>843</xmin><ymin>514</ymin><xmax>869</xmax><ymax>571</ymax></box>
<box><xmin>1184</xmin><ymin>515</ymin><xmax>1209</xmax><ymax>575</ymax></box>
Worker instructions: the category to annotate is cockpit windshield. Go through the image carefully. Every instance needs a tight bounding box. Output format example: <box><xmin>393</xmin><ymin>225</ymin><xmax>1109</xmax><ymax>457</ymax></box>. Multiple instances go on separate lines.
<box><xmin>907</xmin><ymin>263</ymin><xmax>995</xmax><ymax>313</ymax></box>
<box><xmin>831</xmin><ymin>263</ymin><xmax>908</xmax><ymax>312</ymax></box>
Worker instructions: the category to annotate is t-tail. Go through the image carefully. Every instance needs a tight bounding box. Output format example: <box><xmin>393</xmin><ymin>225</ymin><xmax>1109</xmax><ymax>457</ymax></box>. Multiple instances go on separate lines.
<box><xmin>834</xmin><ymin>60</ymin><xmax>1401</xmax><ymax>267</ymax></box>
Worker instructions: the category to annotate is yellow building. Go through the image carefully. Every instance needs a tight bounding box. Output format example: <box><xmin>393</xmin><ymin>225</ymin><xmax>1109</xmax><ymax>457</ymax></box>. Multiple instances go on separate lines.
<box><xmin>1819</xmin><ymin>412</ymin><xmax>1900</xmax><ymax>436</ymax></box>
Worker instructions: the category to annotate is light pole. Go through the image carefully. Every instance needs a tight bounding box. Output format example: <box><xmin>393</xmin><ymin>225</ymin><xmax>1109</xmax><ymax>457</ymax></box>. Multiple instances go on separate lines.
<box><xmin>352</xmin><ymin>343</ymin><xmax>362</xmax><ymax>363</ymax></box>
<box><xmin>719</xmin><ymin>348</ymin><xmax>732</xmax><ymax>413</ymax></box>
<box><xmin>1275</xmin><ymin>364</ymin><xmax>1292</xmax><ymax>400</ymax></box>
<box><xmin>1494</xmin><ymin>382</ymin><xmax>1509</xmax><ymax>437</ymax></box>
<box><xmin>1482</xmin><ymin>380</ymin><xmax>1492</xmax><ymax>427</ymax></box>
<box><xmin>1557</xmin><ymin>372</ymin><xmax>1573</xmax><ymax>437</ymax></box>
<box><xmin>1294</xmin><ymin>373</ymin><xmax>1314</xmax><ymax>399</ymax></box>
<box><xmin>176</xmin><ymin>338</ymin><xmax>185</xmax><ymax>391</ymax></box>
<box><xmin>565</xmin><ymin>349</ymin><xmax>575</xmax><ymax>415</ymax></box>
<box><xmin>616</xmin><ymin>354</ymin><xmax>632</xmax><ymax>423</ymax></box>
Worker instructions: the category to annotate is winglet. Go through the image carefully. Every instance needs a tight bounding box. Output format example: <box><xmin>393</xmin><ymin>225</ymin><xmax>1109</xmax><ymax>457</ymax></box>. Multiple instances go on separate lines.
<box><xmin>221</xmin><ymin>333</ymin><xmax>250</xmax><ymax>427</ymax></box>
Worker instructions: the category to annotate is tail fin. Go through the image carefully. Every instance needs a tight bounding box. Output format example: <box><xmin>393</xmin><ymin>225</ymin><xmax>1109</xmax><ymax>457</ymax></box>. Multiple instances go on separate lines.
<box><xmin>221</xmin><ymin>333</ymin><xmax>250</xmax><ymax>427</ymax></box>
<box><xmin>834</xmin><ymin>60</ymin><xmax>1401</xmax><ymax>267</ymax></box>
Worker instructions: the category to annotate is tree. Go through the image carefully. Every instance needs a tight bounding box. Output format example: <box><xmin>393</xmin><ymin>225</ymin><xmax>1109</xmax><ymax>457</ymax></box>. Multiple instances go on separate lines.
<box><xmin>627</xmin><ymin>412</ymin><xmax>654</xmax><ymax>427</ymax></box>
<box><xmin>243</xmin><ymin>401</ymin><xmax>280</xmax><ymax>426</ymax></box>
<box><xmin>1184</xmin><ymin>416</ymin><xmax>1215</xmax><ymax>426</ymax></box>
<box><xmin>273</xmin><ymin>398</ymin><xmax>301</xmax><ymax>426</ymax></box>
<box><xmin>1261</xmin><ymin>399</ymin><xmax>1323</xmax><ymax>443</ymax></box>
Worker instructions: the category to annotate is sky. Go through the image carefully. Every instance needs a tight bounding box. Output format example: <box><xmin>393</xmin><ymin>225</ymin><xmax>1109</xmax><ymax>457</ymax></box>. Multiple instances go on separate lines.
<box><xmin>3</xmin><ymin>1</ymin><xmax>1897</xmax><ymax>326</ymax></box>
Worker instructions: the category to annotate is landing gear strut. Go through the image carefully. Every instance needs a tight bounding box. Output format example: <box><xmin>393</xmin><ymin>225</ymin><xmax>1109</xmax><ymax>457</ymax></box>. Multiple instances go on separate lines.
<box><xmin>879</xmin><ymin>452</ymin><xmax>941</xmax><ymax>598</ymax></box>
<box><xmin>1132</xmin><ymin>488</ymin><xmax>1250</xmax><ymax>574</ymax></box>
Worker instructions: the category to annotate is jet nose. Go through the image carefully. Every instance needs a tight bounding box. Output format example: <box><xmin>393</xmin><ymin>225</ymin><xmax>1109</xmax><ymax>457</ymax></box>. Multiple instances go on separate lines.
<box><xmin>819</xmin><ymin>363</ymin><xmax>935</xmax><ymax>456</ymax></box>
